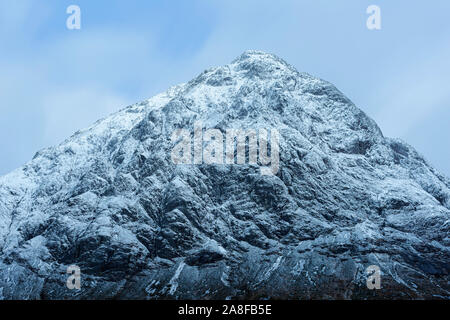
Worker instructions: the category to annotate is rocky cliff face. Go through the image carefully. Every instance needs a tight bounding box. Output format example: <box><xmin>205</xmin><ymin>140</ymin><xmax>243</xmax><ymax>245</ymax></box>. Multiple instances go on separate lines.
<box><xmin>0</xmin><ymin>51</ymin><xmax>448</xmax><ymax>299</ymax></box>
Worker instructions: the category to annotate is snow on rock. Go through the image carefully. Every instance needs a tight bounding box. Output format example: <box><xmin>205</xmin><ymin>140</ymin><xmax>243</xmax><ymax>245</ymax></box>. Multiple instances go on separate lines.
<box><xmin>0</xmin><ymin>50</ymin><xmax>448</xmax><ymax>299</ymax></box>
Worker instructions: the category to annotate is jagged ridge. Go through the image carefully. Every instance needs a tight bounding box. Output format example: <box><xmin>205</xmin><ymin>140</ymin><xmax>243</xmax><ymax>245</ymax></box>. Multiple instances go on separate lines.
<box><xmin>0</xmin><ymin>51</ymin><xmax>449</xmax><ymax>299</ymax></box>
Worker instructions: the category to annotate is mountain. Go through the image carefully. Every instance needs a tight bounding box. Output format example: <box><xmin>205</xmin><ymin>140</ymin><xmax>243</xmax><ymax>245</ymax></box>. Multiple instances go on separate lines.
<box><xmin>0</xmin><ymin>51</ymin><xmax>448</xmax><ymax>299</ymax></box>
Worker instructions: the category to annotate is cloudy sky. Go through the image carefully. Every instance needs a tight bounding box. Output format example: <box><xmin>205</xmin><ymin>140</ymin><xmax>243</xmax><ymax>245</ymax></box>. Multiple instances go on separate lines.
<box><xmin>1</xmin><ymin>0</ymin><xmax>449</xmax><ymax>176</ymax></box>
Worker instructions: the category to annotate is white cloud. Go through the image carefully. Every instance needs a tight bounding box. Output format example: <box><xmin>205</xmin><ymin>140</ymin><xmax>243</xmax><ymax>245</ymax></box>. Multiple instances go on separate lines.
<box><xmin>41</xmin><ymin>86</ymin><xmax>130</xmax><ymax>146</ymax></box>
<box><xmin>0</xmin><ymin>27</ymin><xmax>159</xmax><ymax>174</ymax></box>
<box><xmin>373</xmin><ymin>43</ymin><xmax>450</xmax><ymax>138</ymax></box>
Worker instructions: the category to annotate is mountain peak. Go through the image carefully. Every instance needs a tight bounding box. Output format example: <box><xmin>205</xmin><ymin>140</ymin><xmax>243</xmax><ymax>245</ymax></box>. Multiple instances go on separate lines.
<box><xmin>0</xmin><ymin>52</ymin><xmax>449</xmax><ymax>300</ymax></box>
<box><xmin>232</xmin><ymin>50</ymin><xmax>285</xmax><ymax>64</ymax></box>
<box><xmin>230</xmin><ymin>50</ymin><xmax>297</xmax><ymax>78</ymax></box>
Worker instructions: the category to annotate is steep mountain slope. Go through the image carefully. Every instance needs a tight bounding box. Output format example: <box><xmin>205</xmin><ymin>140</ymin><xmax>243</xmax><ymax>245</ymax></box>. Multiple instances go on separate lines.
<box><xmin>0</xmin><ymin>51</ymin><xmax>448</xmax><ymax>299</ymax></box>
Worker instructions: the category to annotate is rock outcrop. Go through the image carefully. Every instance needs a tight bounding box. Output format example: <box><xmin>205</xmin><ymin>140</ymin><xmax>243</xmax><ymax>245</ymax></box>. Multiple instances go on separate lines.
<box><xmin>0</xmin><ymin>51</ymin><xmax>448</xmax><ymax>299</ymax></box>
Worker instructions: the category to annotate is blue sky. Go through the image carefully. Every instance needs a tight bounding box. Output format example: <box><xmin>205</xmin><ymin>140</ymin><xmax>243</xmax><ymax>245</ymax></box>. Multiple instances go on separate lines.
<box><xmin>0</xmin><ymin>0</ymin><xmax>449</xmax><ymax>176</ymax></box>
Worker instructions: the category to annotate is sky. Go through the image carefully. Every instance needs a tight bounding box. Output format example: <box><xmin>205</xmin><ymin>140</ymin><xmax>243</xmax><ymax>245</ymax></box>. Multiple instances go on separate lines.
<box><xmin>0</xmin><ymin>0</ymin><xmax>449</xmax><ymax>176</ymax></box>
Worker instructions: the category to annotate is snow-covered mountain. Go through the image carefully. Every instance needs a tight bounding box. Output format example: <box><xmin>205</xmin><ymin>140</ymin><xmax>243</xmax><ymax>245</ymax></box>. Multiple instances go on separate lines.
<box><xmin>0</xmin><ymin>51</ymin><xmax>448</xmax><ymax>299</ymax></box>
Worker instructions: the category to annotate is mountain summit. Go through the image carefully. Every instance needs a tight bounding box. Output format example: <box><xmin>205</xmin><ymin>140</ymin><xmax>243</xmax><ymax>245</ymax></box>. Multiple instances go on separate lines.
<box><xmin>0</xmin><ymin>51</ymin><xmax>448</xmax><ymax>299</ymax></box>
